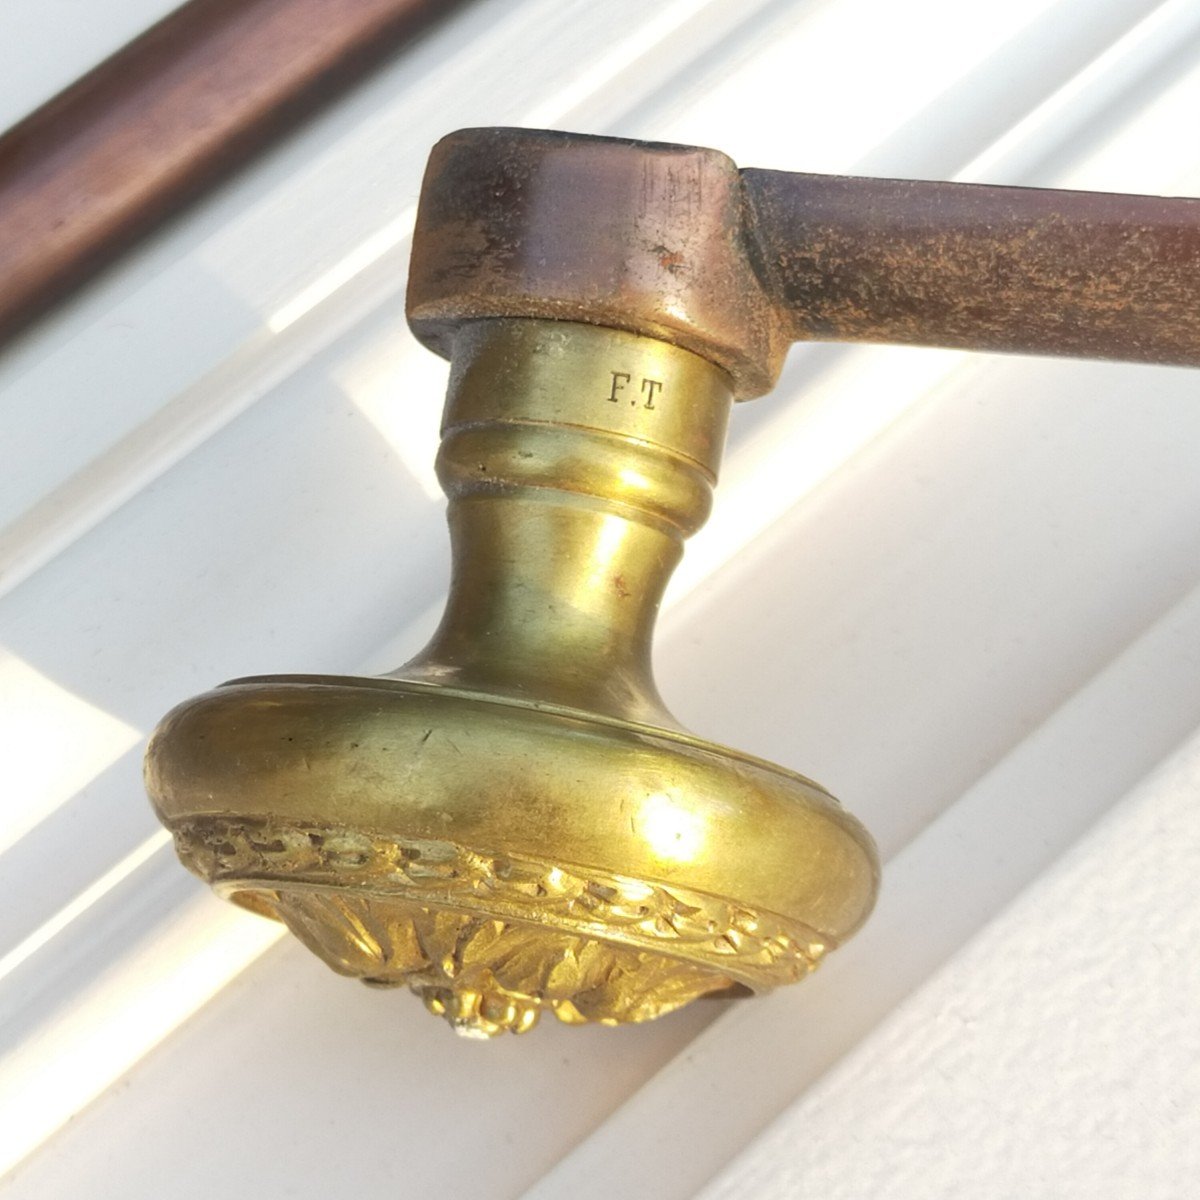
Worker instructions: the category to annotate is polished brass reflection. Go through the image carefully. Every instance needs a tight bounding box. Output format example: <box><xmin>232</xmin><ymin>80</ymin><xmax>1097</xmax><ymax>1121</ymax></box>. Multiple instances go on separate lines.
<box><xmin>146</xmin><ymin>319</ymin><xmax>879</xmax><ymax>1037</ymax></box>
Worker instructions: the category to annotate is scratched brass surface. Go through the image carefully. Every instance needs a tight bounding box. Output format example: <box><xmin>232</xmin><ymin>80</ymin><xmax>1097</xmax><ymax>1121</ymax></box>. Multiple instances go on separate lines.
<box><xmin>147</xmin><ymin>319</ymin><xmax>879</xmax><ymax>1037</ymax></box>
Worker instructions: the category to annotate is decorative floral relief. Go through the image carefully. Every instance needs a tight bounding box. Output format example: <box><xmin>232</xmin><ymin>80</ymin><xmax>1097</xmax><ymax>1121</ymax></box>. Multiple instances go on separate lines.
<box><xmin>268</xmin><ymin>889</ymin><xmax>726</xmax><ymax>1035</ymax></box>
<box><xmin>172</xmin><ymin>816</ymin><xmax>829</xmax><ymax>1036</ymax></box>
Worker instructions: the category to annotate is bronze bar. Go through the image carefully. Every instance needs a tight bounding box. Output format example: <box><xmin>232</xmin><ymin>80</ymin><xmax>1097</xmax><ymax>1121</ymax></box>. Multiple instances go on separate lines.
<box><xmin>0</xmin><ymin>0</ymin><xmax>466</xmax><ymax>344</ymax></box>
<box><xmin>407</xmin><ymin>129</ymin><xmax>1200</xmax><ymax>399</ymax></box>
<box><xmin>743</xmin><ymin>169</ymin><xmax>1200</xmax><ymax>367</ymax></box>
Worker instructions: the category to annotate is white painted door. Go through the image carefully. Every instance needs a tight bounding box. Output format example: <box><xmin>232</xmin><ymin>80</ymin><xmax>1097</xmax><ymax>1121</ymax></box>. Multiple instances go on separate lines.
<box><xmin>3</xmin><ymin>2</ymin><xmax>1198</xmax><ymax>1196</ymax></box>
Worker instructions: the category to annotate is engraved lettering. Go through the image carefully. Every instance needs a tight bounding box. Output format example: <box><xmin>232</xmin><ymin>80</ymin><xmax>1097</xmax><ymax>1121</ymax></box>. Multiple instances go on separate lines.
<box><xmin>607</xmin><ymin>371</ymin><xmax>631</xmax><ymax>402</ymax></box>
<box><xmin>604</xmin><ymin>371</ymin><xmax>664</xmax><ymax>412</ymax></box>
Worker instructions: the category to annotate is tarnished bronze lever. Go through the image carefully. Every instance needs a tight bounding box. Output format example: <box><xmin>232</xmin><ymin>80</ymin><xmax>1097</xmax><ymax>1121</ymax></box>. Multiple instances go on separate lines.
<box><xmin>746</xmin><ymin>170</ymin><xmax>1200</xmax><ymax>367</ymax></box>
<box><xmin>408</xmin><ymin>128</ymin><xmax>1200</xmax><ymax>400</ymax></box>
<box><xmin>147</xmin><ymin>128</ymin><xmax>1200</xmax><ymax>1038</ymax></box>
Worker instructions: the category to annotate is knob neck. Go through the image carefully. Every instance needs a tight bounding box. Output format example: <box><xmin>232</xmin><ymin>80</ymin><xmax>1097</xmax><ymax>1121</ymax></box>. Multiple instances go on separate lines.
<box><xmin>399</xmin><ymin>319</ymin><xmax>733</xmax><ymax>726</ymax></box>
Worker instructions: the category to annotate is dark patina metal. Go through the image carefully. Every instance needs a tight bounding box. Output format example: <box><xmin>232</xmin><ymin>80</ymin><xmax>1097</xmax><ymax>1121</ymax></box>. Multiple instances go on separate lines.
<box><xmin>407</xmin><ymin>127</ymin><xmax>788</xmax><ymax>398</ymax></box>
<box><xmin>408</xmin><ymin>127</ymin><xmax>1200</xmax><ymax>396</ymax></box>
<box><xmin>744</xmin><ymin>169</ymin><xmax>1200</xmax><ymax>367</ymax></box>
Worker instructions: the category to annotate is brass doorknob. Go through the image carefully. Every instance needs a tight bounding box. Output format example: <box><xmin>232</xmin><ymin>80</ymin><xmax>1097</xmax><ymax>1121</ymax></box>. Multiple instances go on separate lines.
<box><xmin>146</xmin><ymin>127</ymin><xmax>1200</xmax><ymax>1037</ymax></box>
<box><xmin>146</xmin><ymin>315</ymin><xmax>878</xmax><ymax>1037</ymax></box>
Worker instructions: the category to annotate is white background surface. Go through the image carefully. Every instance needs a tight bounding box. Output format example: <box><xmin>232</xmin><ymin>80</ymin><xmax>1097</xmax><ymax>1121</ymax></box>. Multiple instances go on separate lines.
<box><xmin>1</xmin><ymin>1</ymin><xmax>1198</xmax><ymax>1196</ymax></box>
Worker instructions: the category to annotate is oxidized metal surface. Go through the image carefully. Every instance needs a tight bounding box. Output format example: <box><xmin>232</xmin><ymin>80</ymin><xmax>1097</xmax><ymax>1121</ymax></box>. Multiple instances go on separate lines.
<box><xmin>743</xmin><ymin>169</ymin><xmax>1200</xmax><ymax>365</ymax></box>
<box><xmin>407</xmin><ymin>128</ymin><xmax>1200</xmax><ymax>396</ymax></box>
<box><xmin>407</xmin><ymin>128</ymin><xmax>789</xmax><ymax>398</ymax></box>
<box><xmin>147</xmin><ymin>320</ymin><xmax>879</xmax><ymax>1036</ymax></box>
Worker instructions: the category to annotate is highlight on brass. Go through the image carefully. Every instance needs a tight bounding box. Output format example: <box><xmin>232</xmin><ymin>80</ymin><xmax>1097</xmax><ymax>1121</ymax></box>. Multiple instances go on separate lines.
<box><xmin>146</xmin><ymin>318</ymin><xmax>879</xmax><ymax>1037</ymax></box>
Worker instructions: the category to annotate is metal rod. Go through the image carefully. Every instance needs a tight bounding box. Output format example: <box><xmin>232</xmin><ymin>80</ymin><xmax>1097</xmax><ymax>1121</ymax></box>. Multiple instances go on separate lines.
<box><xmin>0</xmin><ymin>0</ymin><xmax>467</xmax><ymax>345</ymax></box>
<box><xmin>743</xmin><ymin>169</ymin><xmax>1200</xmax><ymax>367</ymax></box>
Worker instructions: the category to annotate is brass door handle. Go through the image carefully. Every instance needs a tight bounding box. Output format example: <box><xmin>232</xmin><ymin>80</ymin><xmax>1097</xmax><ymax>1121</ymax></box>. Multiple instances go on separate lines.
<box><xmin>146</xmin><ymin>128</ymin><xmax>1200</xmax><ymax>1038</ymax></box>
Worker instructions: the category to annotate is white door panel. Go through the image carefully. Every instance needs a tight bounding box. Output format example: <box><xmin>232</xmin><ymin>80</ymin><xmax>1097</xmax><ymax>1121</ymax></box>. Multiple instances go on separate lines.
<box><xmin>2</xmin><ymin>1</ymin><xmax>1198</xmax><ymax>1195</ymax></box>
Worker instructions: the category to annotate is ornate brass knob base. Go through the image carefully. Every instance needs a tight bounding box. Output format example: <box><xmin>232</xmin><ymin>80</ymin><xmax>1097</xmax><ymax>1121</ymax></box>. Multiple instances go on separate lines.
<box><xmin>146</xmin><ymin>320</ymin><xmax>879</xmax><ymax>1036</ymax></box>
<box><xmin>150</xmin><ymin>675</ymin><xmax>872</xmax><ymax>1036</ymax></box>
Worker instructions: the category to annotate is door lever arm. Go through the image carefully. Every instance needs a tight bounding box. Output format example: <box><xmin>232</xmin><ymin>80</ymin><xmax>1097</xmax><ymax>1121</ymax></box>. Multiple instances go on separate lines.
<box><xmin>744</xmin><ymin>167</ymin><xmax>1200</xmax><ymax>368</ymax></box>
<box><xmin>409</xmin><ymin>127</ymin><xmax>1200</xmax><ymax>397</ymax></box>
